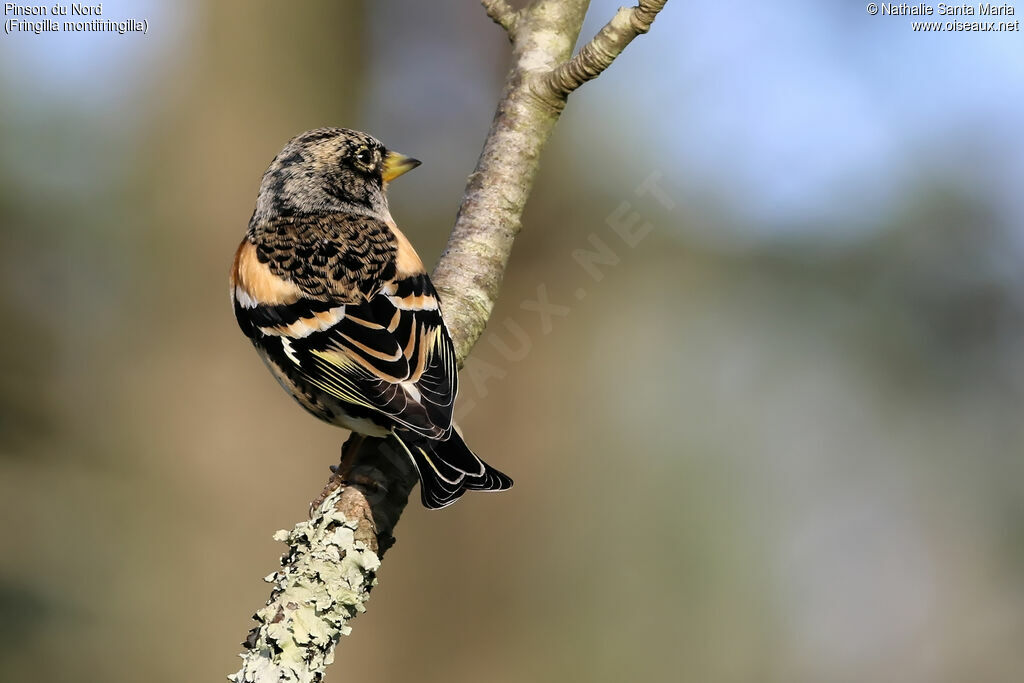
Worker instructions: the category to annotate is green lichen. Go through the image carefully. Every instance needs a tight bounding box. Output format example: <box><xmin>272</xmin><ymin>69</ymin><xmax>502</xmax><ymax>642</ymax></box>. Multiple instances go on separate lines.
<box><xmin>230</xmin><ymin>488</ymin><xmax>381</xmax><ymax>683</ymax></box>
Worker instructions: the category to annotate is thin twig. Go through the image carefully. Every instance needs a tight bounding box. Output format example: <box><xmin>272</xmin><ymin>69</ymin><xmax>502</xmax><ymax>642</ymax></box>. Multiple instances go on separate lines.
<box><xmin>541</xmin><ymin>0</ymin><xmax>669</xmax><ymax>102</ymax></box>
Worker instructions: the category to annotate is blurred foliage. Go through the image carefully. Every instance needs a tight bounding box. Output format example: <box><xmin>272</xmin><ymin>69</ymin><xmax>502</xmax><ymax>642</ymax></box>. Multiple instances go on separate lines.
<box><xmin>1</xmin><ymin>1</ymin><xmax>1022</xmax><ymax>682</ymax></box>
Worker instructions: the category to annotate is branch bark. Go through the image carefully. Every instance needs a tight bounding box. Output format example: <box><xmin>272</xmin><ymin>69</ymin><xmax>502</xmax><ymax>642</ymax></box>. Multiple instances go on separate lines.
<box><xmin>481</xmin><ymin>0</ymin><xmax>519</xmax><ymax>35</ymax></box>
<box><xmin>230</xmin><ymin>2</ymin><xmax>669</xmax><ymax>681</ymax></box>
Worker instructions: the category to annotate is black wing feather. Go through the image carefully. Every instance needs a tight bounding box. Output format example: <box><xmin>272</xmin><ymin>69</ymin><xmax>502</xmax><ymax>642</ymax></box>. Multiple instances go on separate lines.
<box><xmin>244</xmin><ymin>275</ymin><xmax>458</xmax><ymax>439</ymax></box>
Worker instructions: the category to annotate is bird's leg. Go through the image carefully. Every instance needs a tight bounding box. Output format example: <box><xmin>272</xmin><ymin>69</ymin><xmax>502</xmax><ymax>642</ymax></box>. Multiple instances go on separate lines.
<box><xmin>336</xmin><ymin>433</ymin><xmax>367</xmax><ymax>480</ymax></box>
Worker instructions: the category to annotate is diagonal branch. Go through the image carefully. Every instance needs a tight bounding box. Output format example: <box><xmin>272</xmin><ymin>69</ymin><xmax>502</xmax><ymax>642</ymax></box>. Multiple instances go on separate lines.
<box><xmin>431</xmin><ymin>0</ymin><xmax>591</xmax><ymax>360</ymax></box>
<box><xmin>541</xmin><ymin>0</ymin><xmax>669</xmax><ymax>103</ymax></box>
<box><xmin>230</xmin><ymin>1</ymin><xmax>669</xmax><ymax>681</ymax></box>
<box><xmin>230</xmin><ymin>437</ymin><xmax>417</xmax><ymax>683</ymax></box>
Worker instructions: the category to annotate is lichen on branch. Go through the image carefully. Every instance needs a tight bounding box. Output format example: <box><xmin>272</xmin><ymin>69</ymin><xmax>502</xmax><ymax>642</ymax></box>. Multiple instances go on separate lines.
<box><xmin>230</xmin><ymin>488</ymin><xmax>380</xmax><ymax>683</ymax></box>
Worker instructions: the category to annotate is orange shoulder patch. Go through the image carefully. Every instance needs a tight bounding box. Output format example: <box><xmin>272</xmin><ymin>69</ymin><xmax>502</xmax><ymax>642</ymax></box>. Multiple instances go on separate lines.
<box><xmin>232</xmin><ymin>240</ymin><xmax>303</xmax><ymax>306</ymax></box>
<box><xmin>388</xmin><ymin>222</ymin><xmax>426</xmax><ymax>278</ymax></box>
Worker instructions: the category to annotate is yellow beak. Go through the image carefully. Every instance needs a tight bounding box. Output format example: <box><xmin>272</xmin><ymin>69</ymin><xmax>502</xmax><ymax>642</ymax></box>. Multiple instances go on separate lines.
<box><xmin>382</xmin><ymin>151</ymin><xmax>422</xmax><ymax>182</ymax></box>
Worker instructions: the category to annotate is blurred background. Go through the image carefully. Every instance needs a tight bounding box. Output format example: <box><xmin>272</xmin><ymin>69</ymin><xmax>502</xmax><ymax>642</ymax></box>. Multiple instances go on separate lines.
<box><xmin>2</xmin><ymin>1</ymin><xmax>1023</xmax><ymax>681</ymax></box>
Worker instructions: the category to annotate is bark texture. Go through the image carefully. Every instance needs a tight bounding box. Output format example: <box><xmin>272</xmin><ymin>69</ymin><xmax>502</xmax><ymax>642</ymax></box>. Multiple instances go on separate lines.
<box><xmin>230</xmin><ymin>2</ymin><xmax>669</xmax><ymax>681</ymax></box>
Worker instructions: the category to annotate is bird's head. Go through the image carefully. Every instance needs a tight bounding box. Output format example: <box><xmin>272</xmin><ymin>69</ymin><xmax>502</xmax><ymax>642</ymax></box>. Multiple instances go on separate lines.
<box><xmin>252</xmin><ymin>127</ymin><xmax>421</xmax><ymax>224</ymax></box>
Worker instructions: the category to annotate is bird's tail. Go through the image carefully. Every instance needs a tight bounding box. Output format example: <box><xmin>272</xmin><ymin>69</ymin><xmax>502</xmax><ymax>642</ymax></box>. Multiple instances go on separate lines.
<box><xmin>392</xmin><ymin>429</ymin><xmax>512</xmax><ymax>509</ymax></box>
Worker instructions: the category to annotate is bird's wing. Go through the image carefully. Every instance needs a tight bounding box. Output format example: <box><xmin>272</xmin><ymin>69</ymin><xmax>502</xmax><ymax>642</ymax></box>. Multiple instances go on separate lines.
<box><xmin>291</xmin><ymin>276</ymin><xmax>457</xmax><ymax>439</ymax></box>
<box><xmin>231</xmin><ymin>221</ymin><xmax>458</xmax><ymax>439</ymax></box>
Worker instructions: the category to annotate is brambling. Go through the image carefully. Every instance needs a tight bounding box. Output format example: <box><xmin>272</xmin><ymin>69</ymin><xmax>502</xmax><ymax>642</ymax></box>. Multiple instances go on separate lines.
<box><xmin>230</xmin><ymin>128</ymin><xmax>512</xmax><ymax>509</ymax></box>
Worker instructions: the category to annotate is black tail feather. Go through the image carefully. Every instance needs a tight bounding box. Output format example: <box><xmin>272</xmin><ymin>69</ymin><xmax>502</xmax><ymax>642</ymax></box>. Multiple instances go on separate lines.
<box><xmin>393</xmin><ymin>429</ymin><xmax>512</xmax><ymax>509</ymax></box>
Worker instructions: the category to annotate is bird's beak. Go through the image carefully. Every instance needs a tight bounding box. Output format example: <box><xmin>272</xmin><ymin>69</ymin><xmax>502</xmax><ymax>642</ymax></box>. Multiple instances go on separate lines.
<box><xmin>382</xmin><ymin>151</ymin><xmax>422</xmax><ymax>182</ymax></box>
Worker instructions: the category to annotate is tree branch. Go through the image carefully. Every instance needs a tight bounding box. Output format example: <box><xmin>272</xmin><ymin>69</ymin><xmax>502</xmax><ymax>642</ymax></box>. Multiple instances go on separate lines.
<box><xmin>542</xmin><ymin>0</ymin><xmax>669</xmax><ymax>102</ymax></box>
<box><xmin>230</xmin><ymin>437</ymin><xmax>417</xmax><ymax>683</ymax></box>
<box><xmin>431</xmin><ymin>0</ymin><xmax>591</xmax><ymax>360</ymax></box>
<box><xmin>230</xmin><ymin>1</ymin><xmax>669</xmax><ymax>680</ymax></box>
<box><xmin>481</xmin><ymin>0</ymin><xmax>518</xmax><ymax>35</ymax></box>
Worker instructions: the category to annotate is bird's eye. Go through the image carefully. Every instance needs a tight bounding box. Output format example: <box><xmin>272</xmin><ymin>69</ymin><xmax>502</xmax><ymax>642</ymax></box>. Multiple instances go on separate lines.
<box><xmin>355</xmin><ymin>147</ymin><xmax>374</xmax><ymax>166</ymax></box>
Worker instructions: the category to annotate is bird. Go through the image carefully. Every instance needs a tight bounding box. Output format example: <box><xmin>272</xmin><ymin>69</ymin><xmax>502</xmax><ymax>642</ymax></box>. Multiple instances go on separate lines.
<box><xmin>230</xmin><ymin>127</ymin><xmax>512</xmax><ymax>509</ymax></box>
